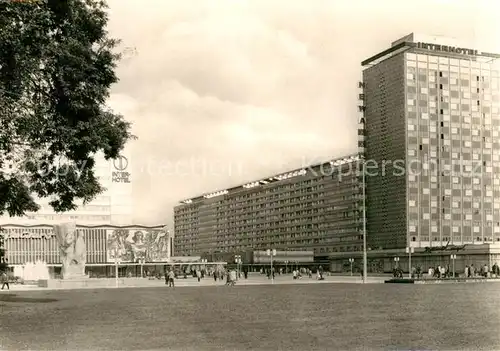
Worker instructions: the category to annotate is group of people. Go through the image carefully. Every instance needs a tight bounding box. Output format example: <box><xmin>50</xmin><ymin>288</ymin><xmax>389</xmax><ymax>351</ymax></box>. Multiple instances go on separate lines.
<box><xmin>427</xmin><ymin>263</ymin><xmax>500</xmax><ymax>279</ymax></box>
<box><xmin>163</xmin><ymin>266</ymin><xmax>247</xmax><ymax>287</ymax></box>
<box><xmin>464</xmin><ymin>263</ymin><xmax>500</xmax><ymax>278</ymax></box>
<box><xmin>292</xmin><ymin>266</ymin><xmax>325</xmax><ymax>280</ymax></box>
<box><xmin>392</xmin><ymin>263</ymin><xmax>500</xmax><ymax>279</ymax></box>
<box><xmin>259</xmin><ymin>266</ymin><xmax>325</xmax><ymax>280</ymax></box>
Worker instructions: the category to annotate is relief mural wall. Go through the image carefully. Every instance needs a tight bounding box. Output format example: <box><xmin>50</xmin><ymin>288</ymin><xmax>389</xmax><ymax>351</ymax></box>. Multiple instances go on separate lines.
<box><xmin>106</xmin><ymin>228</ymin><xmax>169</xmax><ymax>263</ymax></box>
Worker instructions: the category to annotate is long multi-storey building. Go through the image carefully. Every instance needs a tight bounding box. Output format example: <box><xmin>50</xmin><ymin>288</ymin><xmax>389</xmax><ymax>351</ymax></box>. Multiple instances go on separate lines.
<box><xmin>174</xmin><ymin>155</ymin><xmax>364</xmax><ymax>260</ymax></box>
<box><xmin>361</xmin><ymin>33</ymin><xmax>500</xmax><ymax>251</ymax></box>
<box><xmin>175</xmin><ymin>33</ymin><xmax>500</xmax><ymax>273</ymax></box>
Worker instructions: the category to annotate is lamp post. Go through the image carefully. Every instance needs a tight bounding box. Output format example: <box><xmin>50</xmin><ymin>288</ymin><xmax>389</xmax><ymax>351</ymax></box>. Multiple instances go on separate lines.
<box><xmin>266</xmin><ymin>249</ymin><xmax>276</xmax><ymax>284</ymax></box>
<box><xmin>234</xmin><ymin>255</ymin><xmax>241</xmax><ymax>280</ymax></box>
<box><xmin>200</xmin><ymin>258</ymin><xmax>207</xmax><ymax>279</ymax></box>
<box><xmin>451</xmin><ymin>254</ymin><xmax>457</xmax><ymax>278</ymax></box>
<box><xmin>394</xmin><ymin>257</ymin><xmax>400</xmax><ymax>268</ymax></box>
<box><xmin>114</xmin><ymin>246</ymin><xmax>119</xmax><ymax>288</ymax></box>
<box><xmin>349</xmin><ymin>258</ymin><xmax>354</xmax><ymax>276</ymax></box>
<box><xmin>139</xmin><ymin>258</ymin><xmax>145</xmax><ymax>278</ymax></box>
<box><xmin>406</xmin><ymin>247</ymin><xmax>414</xmax><ymax>278</ymax></box>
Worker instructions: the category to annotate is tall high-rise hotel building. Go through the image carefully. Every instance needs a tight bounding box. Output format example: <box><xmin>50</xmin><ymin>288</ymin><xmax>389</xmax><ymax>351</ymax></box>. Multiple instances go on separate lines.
<box><xmin>361</xmin><ymin>33</ymin><xmax>500</xmax><ymax>250</ymax></box>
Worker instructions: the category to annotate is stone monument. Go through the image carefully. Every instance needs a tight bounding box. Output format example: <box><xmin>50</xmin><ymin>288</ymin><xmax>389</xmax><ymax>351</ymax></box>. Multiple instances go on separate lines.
<box><xmin>53</xmin><ymin>222</ymin><xmax>87</xmax><ymax>279</ymax></box>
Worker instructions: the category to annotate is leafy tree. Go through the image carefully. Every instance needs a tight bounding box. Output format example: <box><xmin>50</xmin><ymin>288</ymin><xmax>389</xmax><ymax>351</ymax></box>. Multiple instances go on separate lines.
<box><xmin>0</xmin><ymin>0</ymin><xmax>134</xmax><ymax>217</ymax></box>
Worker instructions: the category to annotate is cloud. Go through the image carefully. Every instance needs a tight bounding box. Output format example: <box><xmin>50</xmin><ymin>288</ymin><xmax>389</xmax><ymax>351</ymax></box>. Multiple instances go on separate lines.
<box><xmin>104</xmin><ymin>0</ymin><xmax>499</xmax><ymax>227</ymax></box>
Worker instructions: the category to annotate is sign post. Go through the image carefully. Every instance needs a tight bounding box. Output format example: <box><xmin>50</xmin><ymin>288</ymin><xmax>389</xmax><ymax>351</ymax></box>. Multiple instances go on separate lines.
<box><xmin>112</xmin><ymin>155</ymin><xmax>131</xmax><ymax>183</ymax></box>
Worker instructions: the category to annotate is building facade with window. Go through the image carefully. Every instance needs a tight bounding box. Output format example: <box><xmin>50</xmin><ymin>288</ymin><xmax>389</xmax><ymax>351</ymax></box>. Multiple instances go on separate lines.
<box><xmin>0</xmin><ymin>224</ymin><xmax>170</xmax><ymax>277</ymax></box>
<box><xmin>347</xmin><ymin>33</ymin><xmax>500</xmax><ymax>273</ymax></box>
<box><xmin>174</xmin><ymin>155</ymin><xmax>363</xmax><ymax>261</ymax></box>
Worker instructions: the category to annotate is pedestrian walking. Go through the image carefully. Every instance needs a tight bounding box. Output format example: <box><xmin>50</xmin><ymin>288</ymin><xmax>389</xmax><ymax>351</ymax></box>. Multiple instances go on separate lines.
<box><xmin>168</xmin><ymin>270</ymin><xmax>175</xmax><ymax>287</ymax></box>
<box><xmin>1</xmin><ymin>272</ymin><xmax>9</xmax><ymax>290</ymax></box>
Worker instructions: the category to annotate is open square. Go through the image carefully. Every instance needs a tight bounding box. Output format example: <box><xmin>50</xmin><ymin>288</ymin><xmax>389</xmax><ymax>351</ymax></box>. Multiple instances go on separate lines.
<box><xmin>1</xmin><ymin>283</ymin><xmax>500</xmax><ymax>350</ymax></box>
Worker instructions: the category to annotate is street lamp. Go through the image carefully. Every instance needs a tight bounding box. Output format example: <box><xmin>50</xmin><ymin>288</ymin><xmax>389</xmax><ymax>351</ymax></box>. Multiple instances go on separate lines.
<box><xmin>234</xmin><ymin>255</ymin><xmax>242</xmax><ymax>280</ymax></box>
<box><xmin>349</xmin><ymin>258</ymin><xmax>354</xmax><ymax>276</ymax></box>
<box><xmin>406</xmin><ymin>247</ymin><xmax>414</xmax><ymax>278</ymax></box>
<box><xmin>450</xmin><ymin>254</ymin><xmax>457</xmax><ymax>278</ymax></box>
<box><xmin>266</xmin><ymin>249</ymin><xmax>276</xmax><ymax>284</ymax></box>
<box><xmin>394</xmin><ymin>256</ymin><xmax>400</xmax><ymax>268</ymax></box>
<box><xmin>201</xmin><ymin>259</ymin><xmax>207</xmax><ymax>277</ymax></box>
<box><xmin>139</xmin><ymin>258</ymin><xmax>145</xmax><ymax>278</ymax></box>
<box><xmin>114</xmin><ymin>246</ymin><xmax>119</xmax><ymax>288</ymax></box>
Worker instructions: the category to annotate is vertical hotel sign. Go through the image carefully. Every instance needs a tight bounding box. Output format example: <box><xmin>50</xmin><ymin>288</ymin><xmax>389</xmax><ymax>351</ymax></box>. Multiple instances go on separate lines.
<box><xmin>112</xmin><ymin>155</ymin><xmax>131</xmax><ymax>183</ymax></box>
<box><xmin>416</xmin><ymin>42</ymin><xmax>478</xmax><ymax>56</ymax></box>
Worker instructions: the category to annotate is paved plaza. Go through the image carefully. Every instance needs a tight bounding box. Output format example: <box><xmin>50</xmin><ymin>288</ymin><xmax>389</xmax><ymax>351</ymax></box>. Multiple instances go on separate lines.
<box><xmin>1</xmin><ymin>273</ymin><xmax>387</xmax><ymax>292</ymax></box>
<box><xmin>1</xmin><ymin>282</ymin><xmax>500</xmax><ymax>350</ymax></box>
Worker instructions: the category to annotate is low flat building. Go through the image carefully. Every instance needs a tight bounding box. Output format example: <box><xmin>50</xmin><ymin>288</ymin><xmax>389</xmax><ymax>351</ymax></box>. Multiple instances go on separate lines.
<box><xmin>0</xmin><ymin>223</ymin><xmax>170</xmax><ymax>277</ymax></box>
<box><xmin>174</xmin><ymin>154</ymin><xmax>364</xmax><ymax>262</ymax></box>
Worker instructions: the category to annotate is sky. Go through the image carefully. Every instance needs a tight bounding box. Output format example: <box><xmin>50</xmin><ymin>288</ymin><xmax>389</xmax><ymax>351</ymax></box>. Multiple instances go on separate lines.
<box><xmin>104</xmin><ymin>0</ymin><xmax>500</xmax><ymax>228</ymax></box>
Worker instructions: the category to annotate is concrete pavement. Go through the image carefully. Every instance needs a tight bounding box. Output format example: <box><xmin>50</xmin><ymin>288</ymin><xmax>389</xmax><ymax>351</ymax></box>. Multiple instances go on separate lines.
<box><xmin>0</xmin><ymin>274</ymin><xmax>386</xmax><ymax>292</ymax></box>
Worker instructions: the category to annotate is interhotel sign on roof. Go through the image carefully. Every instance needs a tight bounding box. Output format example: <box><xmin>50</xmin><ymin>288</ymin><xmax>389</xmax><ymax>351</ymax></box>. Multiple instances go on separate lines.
<box><xmin>416</xmin><ymin>42</ymin><xmax>478</xmax><ymax>56</ymax></box>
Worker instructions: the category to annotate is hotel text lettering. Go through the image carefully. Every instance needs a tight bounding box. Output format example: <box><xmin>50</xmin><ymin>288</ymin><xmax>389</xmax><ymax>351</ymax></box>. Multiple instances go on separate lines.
<box><xmin>417</xmin><ymin>42</ymin><xmax>478</xmax><ymax>56</ymax></box>
<box><xmin>112</xmin><ymin>171</ymin><xmax>131</xmax><ymax>183</ymax></box>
